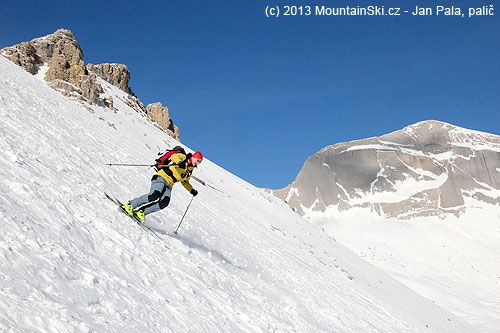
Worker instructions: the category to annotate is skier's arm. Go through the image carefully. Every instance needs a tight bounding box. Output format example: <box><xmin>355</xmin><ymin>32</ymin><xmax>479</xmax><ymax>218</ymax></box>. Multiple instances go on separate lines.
<box><xmin>181</xmin><ymin>180</ymin><xmax>193</xmax><ymax>192</ymax></box>
<box><xmin>181</xmin><ymin>179</ymin><xmax>197</xmax><ymax>195</ymax></box>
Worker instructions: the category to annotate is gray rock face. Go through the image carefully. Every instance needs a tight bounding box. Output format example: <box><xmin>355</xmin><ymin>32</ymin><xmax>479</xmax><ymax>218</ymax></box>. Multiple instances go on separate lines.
<box><xmin>271</xmin><ymin>120</ymin><xmax>500</xmax><ymax>219</ymax></box>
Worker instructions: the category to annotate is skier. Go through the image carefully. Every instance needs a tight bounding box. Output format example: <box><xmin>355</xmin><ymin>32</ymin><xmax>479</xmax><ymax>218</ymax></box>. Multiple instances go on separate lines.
<box><xmin>121</xmin><ymin>150</ymin><xmax>203</xmax><ymax>222</ymax></box>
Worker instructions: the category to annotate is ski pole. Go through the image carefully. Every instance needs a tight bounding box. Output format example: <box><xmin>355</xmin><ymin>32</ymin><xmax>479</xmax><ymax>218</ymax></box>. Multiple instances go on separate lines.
<box><xmin>175</xmin><ymin>196</ymin><xmax>195</xmax><ymax>234</ymax></box>
<box><xmin>105</xmin><ymin>163</ymin><xmax>154</xmax><ymax>167</ymax></box>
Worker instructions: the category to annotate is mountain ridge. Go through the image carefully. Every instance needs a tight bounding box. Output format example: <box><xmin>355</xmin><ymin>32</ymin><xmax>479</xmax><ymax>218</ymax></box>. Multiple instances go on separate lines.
<box><xmin>271</xmin><ymin>119</ymin><xmax>500</xmax><ymax>219</ymax></box>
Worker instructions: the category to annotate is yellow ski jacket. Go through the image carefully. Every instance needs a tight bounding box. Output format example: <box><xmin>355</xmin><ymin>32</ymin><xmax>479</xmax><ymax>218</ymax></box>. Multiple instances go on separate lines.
<box><xmin>155</xmin><ymin>152</ymin><xmax>195</xmax><ymax>192</ymax></box>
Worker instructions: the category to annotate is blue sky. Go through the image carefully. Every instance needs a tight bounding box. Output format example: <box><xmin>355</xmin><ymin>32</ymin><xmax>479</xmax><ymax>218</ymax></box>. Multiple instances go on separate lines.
<box><xmin>2</xmin><ymin>0</ymin><xmax>499</xmax><ymax>188</ymax></box>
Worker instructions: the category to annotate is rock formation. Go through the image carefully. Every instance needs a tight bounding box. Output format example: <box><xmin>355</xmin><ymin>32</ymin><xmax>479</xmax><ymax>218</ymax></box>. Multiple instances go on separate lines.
<box><xmin>146</xmin><ymin>102</ymin><xmax>180</xmax><ymax>141</ymax></box>
<box><xmin>1</xmin><ymin>28</ymin><xmax>180</xmax><ymax>141</ymax></box>
<box><xmin>86</xmin><ymin>63</ymin><xmax>134</xmax><ymax>95</ymax></box>
<box><xmin>0</xmin><ymin>42</ymin><xmax>41</xmax><ymax>75</ymax></box>
<box><xmin>1</xmin><ymin>29</ymin><xmax>102</xmax><ymax>104</ymax></box>
<box><xmin>270</xmin><ymin>120</ymin><xmax>500</xmax><ymax>219</ymax></box>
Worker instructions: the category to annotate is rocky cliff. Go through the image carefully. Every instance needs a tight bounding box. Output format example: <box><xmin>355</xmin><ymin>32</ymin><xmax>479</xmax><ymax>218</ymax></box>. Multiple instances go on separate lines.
<box><xmin>146</xmin><ymin>102</ymin><xmax>180</xmax><ymax>140</ymax></box>
<box><xmin>1</xmin><ymin>28</ymin><xmax>179</xmax><ymax>141</ymax></box>
<box><xmin>271</xmin><ymin>120</ymin><xmax>500</xmax><ymax>219</ymax></box>
<box><xmin>1</xmin><ymin>29</ymin><xmax>102</xmax><ymax>104</ymax></box>
<box><xmin>86</xmin><ymin>63</ymin><xmax>134</xmax><ymax>96</ymax></box>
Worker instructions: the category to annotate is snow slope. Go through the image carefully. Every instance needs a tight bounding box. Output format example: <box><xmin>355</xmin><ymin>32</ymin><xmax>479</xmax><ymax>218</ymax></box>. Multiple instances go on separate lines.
<box><xmin>311</xmin><ymin>207</ymin><xmax>500</xmax><ymax>332</ymax></box>
<box><xmin>271</xmin><ymin>119</ymin><xmax>500</xmax><ymax>331</ymax></box>
<box><xmin>0</xmin><ymin>56</ymin><xmax>474</xmax><ymax>332</ymax></box>
<box><xmin>288</xmin><ymin>132</ymin><xmax>500</xmax><ymax>331</ymax></box>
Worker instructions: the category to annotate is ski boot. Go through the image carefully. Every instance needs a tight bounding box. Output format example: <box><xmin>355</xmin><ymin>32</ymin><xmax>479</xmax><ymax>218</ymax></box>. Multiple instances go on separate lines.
<box><xmin>120</xmin><ymin>204</ymin><xmax>134</xmax><ymax>217</ymax></box>
<box><xmin>134</xmin><ymin>209</ymin><xmax>146</xmax><ymax>223</ymax></box>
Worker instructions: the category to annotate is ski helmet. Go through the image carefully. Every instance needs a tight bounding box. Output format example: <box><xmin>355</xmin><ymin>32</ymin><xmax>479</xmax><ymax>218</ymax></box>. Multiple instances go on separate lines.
<box><xmin>190</xmin><ymin>151</ymin><xmax>203</xmax><ymax>166</ymax></box>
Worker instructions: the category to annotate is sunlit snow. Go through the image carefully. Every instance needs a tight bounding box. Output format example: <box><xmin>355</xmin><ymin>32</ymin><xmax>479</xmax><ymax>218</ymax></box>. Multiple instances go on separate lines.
<box><xmin>0</xmin><ymin>56</ymin><xmax>477</xmax><ymax>332</ymax></box>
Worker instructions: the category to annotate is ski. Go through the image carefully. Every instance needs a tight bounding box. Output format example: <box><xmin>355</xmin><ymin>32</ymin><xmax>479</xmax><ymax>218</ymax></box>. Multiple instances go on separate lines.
<box><xmin>104</xmin><ymin>191</ymin><xmax>162</xmax><ymax>240</ymax></box>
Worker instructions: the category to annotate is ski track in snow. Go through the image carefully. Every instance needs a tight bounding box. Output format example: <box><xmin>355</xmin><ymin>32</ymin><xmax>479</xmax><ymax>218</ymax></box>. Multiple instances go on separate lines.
<box><xmin>0</xmin><ymin>56</ymin><xmax>477</xmax><ymax>332</ymax></box>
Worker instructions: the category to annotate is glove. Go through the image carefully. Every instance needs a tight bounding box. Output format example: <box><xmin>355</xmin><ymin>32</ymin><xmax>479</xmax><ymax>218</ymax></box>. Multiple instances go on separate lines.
<box><xmin>190</xmin><ymin>189</ymin><xmax>198</xmax><ymax>197</ymax></box>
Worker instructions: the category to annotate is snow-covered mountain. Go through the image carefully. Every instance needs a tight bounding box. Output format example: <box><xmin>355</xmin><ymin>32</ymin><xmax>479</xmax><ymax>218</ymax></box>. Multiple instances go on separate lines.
<box><xmin>272</xmin><ymin>120</ymin><xmax>500</xmax><ymax>219</ymax></box>
<box><xmin>0</xmin><ymin>50</ymin><xmax>475</xmax><ymax>331</ymax></box>
<box><xmin>271</xmin><ymin>120</ymin><xmax>500</xmax><ymax>330</ymax></box>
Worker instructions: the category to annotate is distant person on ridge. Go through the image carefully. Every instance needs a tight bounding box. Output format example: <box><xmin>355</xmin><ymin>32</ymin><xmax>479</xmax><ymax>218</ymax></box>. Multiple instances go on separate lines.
<box><xmin>121</xmin><ymin>147</ymin><xmax>203</xmax><ymax>222</ymax></box>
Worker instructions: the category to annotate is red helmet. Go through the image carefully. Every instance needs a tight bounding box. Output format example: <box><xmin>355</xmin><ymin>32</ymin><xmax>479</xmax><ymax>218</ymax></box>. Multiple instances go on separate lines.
<box><xmin>190</xmin><ymin>151</ymin><xmax>203</xmax><ymax>166</ymax></box>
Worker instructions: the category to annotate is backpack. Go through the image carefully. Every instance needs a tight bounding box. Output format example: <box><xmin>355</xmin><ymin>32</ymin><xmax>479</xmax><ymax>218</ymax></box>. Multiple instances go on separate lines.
<box><xmin>154</xmin><ymin>146</ymin><xmax>186</xmax><ymax>171</ymax></box>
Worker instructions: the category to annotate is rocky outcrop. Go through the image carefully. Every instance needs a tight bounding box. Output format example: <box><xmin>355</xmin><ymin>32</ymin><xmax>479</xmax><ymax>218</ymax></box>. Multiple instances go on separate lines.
<box><xmin>271</xmin><ymin>120</ymin><xmax>500</xmax><ymax>219</ymax></box>
<box><xmin>1</xmin><ymin>28</ymin><xmax>181</xmax><ymax>141</ymax></box>
<box><xmin>86</xmin><ymin>63</ymin><xmax>134</xmax><ymax>95</ymax></box>
<box><xmin>43</xmin><ymin>30</ymin><xmax>87</xmax><ymax>85</ymax></box>
<box><xmin>146</xmin><ymin>102</ymin><xmax>180</xmax><ymax>141</ymax></box>
<box><xmin>0</xmin><ymin>42</ymin><xmax>41</xmax><ymax>75</ymax></box>
<box><xmin>1</xmin><ymin>29</ymin><xmax>102</xmax><ymax>104</ymax></box>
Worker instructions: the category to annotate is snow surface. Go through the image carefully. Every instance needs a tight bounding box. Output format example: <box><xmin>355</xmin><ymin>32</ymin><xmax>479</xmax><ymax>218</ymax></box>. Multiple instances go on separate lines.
<box><xmin>0</xmin><ymin>56</ymin><xmax>476</xmax><ymax>332</ymax></box>
<box><xmin>308</xmin><ymin>199</ymin><xmax>500</xmax><ymax>332</ymax></box>
<box><xmin>34</xmin><ymin>63</ymin><xmax>49</xmax><ymax>82</ymax></box>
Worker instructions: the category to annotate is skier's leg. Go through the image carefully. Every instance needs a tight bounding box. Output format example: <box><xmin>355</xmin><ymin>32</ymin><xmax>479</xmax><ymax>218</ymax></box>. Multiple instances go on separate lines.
<box><xmin>130</xmin><ymin>177</ymin><xmax>165</xmax><ymax>209</ymax></box>
<box><xmin>143</xmin><ymin>183</ymin><xmax>172</xmax><ymax>215</ymax></box>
